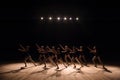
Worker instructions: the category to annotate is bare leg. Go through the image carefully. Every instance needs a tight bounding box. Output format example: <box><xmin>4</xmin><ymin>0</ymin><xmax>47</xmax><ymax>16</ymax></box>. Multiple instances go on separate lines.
<box><xmin>55</xmin><ymin>61</ymin><xmax>59</xmax><ymax>69</ymax></box>
<box><xmin>65</xmin><ymin>55</ymin><xmax>69</xmax><ymax>66</ymax></box>
<box><xmin>82</xmin><ymin>56</ymin><xmax>87</xmax><ymax>66</ymax></box>
<box><xmin>70</xmin><ymin>56</ymin><xmax>76</xmax><ymax>68</ymax></box>
<box><xmin>59</xmin><ymin>59</ymin><xmax>67</xmax><ymax>68</ymax></box>
<box><xmin>53</xmin><ymin>56</ymin><xmax>59</xmax><ymax>69</ymax></box>
<box><xmin>43</xmin><ymin>55</ymin><xmax>47</xmax><ymax>68</ymax></box>
<box><xmin>48</xmin><ymin>56</ymin><xmax>56</xmax><ymax>66</ymax></box>
<box><xmin>92</xmin><ymin>56</ymin><xmax>97</xmax><ymax>67</ymax></box>
<box><xmin>38</xmin><ymin>55</ymin><xmax>43</xmax><ymax>65</ymax></box>
<box><xmin>97</xmin><ymin>56</ymin><xmax>105</xmax><ymax>68</ymax></box>
<box><xmin>24</xmin><ymin>57</ymin><xmax>28</xmax><ymax>67</ymax></box>
<box><xmin>79</xmin><ymin>55</ymin><xmax>84</xmax><ymax>66</ymax></box>
<box><xmin>75</xmin><ymin>57</ymin><xmax>83</xmax><ymax>67</ymax></box>
<box><xmin>29</xmin><ymin>56</ymin><xmax>37</xmax><ymax>66</ymax></box>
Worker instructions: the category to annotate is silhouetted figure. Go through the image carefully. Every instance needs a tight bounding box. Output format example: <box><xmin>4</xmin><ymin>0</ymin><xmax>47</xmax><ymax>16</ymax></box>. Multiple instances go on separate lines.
<box><xmin>36</xmin><ymin>44</ymin><xmax>48</xmax><ymax>68</ymax></box>
<box><xmin>70</xmin><ymin>46</ymin><xmax>83</xmax><ymax>68</ymax></box>
<box><xmin>88</xmin><ymin>46</ymin><xmax>105</xmax><ymax>69</ymax></box>
<box><xmin>18</xmin><ymin>44</ymin><xmax>37</xmax><ymax>67</ymax></box>
<box><xmin>36</xmin><ymin>44</ymin><xmax>42</xmax><ymax>64</ymax></box>
<box><xmin>56</xmin><ymin>47</ymin><xmax>67</xmax><ymax>68</ymax></box>
<box><xmin>46</xmin><ymin>46</ymin><xmax>61</xmax><ymax>69</ymax></box>
<box><xmin>59</xmin><ymin>44</ymin><xmax>75</xmax><ymax>68</ymax></box>
<box><xmin>51</xmin><ymin>46</ymin><xmax>59</xmax><ymax>69</ymax></box>
<box><xmin>76</xmin><ymin>46</ymin><xmax>87</xmax><ymax>66</ymax></box>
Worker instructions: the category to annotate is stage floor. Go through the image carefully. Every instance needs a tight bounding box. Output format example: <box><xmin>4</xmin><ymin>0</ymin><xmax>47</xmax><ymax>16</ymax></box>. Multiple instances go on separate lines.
<box><xmin>0</xmin><ymin>62</ymin><xmax>120</xmax><ymax>80</ymax></box>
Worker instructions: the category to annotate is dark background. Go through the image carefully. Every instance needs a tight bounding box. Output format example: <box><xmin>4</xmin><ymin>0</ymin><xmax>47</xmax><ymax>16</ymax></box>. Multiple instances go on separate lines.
<box><xmin>0</xmin><ymin>0</ymin><xmax>120</xmax><ymax>64</ymax></box>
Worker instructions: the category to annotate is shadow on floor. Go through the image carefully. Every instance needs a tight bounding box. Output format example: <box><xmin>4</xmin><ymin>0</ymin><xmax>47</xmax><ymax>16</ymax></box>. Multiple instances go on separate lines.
<box><xmin>0</xmin><ymin>66</ymin><xmax>35</xmax><ymax>74</ymax></box>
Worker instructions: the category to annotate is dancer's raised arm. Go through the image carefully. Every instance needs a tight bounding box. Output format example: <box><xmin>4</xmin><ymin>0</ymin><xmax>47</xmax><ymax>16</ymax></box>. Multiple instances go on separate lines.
<box><xmin>59</xmin><ymin>44</ymin><xmax>65</xmax><ymax>50</ymax></box>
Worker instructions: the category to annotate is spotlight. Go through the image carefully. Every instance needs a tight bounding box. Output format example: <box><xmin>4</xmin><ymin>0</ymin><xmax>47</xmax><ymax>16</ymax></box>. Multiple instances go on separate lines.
<box><xmin>49</xmin><ymin>17</ymin><xmax>52</xmax><ymax>20</ymax></box>
<box><xmin>57</xmin><ymin>17</ymin><xmax>60</xmax><ymax>20</ymax></box>
<box><xmin>40</xmin><ymin>17</ymin><xmax>44</xmax><ymax>20</ymax></box>
<box><xmin>69</xmin><ymin>17</ymin><xmax>72</xmax><ymax>20</ymax></box>
<box><xmin>64</xmin><ymin>17</ymin><xmax>67</xmax><ymax>20</ymax></box>
<box><xmin>76</xmin><ymin>17</ymin><xmax>79</xmax><ymax>20</ymax></box>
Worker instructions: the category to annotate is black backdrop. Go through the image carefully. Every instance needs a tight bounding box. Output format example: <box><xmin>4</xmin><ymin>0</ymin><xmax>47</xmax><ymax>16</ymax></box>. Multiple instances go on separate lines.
<box><xmin>0</xmin><ymin>0</ymin><xmax>120</xmax><ymax>63</ymax></box>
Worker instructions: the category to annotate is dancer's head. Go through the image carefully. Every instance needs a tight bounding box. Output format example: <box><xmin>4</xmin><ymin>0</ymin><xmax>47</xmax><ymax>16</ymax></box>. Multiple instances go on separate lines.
<box><xmin>65</xmin><ymin>45</ymin><xmax>68</xmax><ymax>48</ymax></box>
<box><xmin>80</xmin><ymin>46</ymin><xmax>83</xmax><ymax>48</ymax></box>
<box><xmin>26</xmin><ymin>46</ymin><xmax>30</xmax><ymax>48</ymax></box>
<box><xmin>52</xmin><ymin>46</ymin><xmax>55</xmax><ymax>49</ymax></box>
<box><xmin>41</xmin><ymin>46</ymin><xmax>44</xmax><ymax>48</ymax></box>
<box><xmin>93</xmin><ymin>46</ymin><xmax>96</xmax><ymax>49</ymax></box>
<box><xmin>57</xmin><ymin>47</ymin><xmax>60</xmax><ymax>50</ymax></box>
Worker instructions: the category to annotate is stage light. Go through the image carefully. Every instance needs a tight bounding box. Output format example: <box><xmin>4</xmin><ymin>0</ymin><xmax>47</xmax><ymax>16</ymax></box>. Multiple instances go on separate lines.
<box><xmin>39</xmin><ymin>16</ymin><xmax>80</xmax><ymax>22</ymax></box>
<box><xmin>64</xmin><ymin>17</ymin><xmax>67</xmax><ymax>20</ymax></box>
<box><xmin>76</xmin><ymin>17</ymin><xmax>79</xmax><ymax>20</ymax></box>
<box><xmin>69</xmin><ymin>17</ymin><xmax>72</xmax><ymax>20</ymax></box>
<box><xmin>57</xmin><ymin>17</ymin><xmax>60</xmax><ymax>20</ymax></box>
<box><xmin>49</xmin><ymin>17</ymin><xmax>52</xmax><ymax>20</ymax></box>
<box><xmin>40</xmin><ymin>17</ymin><xmax>44</xmax><ymax>20</ymax></box>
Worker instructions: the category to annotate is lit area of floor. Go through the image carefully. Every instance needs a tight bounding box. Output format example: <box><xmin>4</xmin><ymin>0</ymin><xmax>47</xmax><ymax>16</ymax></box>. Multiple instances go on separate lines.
<box><xmin>0</xmin><ymin>62</ymin><xmax>120</xmax><ymax>80</ymax></box>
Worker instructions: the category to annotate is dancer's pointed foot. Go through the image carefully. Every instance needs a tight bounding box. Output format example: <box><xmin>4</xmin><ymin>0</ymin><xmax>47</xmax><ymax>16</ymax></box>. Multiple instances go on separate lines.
<box><xmin>65</xmin><ymin>66</ymin><xmax>67</xmax><ymax>68</ymax></box>
<box><xmin>94</xmin><ymin>65</ymin><xmax>97</xmax><ymax>68</ymax></box>
<box><xmin>103</xmin><ymin>66</ymin><xmax>106</xmax><ymax>70</ymax></box>
<box><xmin>56</xmin><ymin>67</ymin><xmax>59</xmax><ymax>69</ymax></box>
<box><xmin>81</xmin><ymin>65</ymin><xmax>84</xmax><ymax>67</ymax></box>
<box><xmin>73</xmin><ymin>66</ymin><xmax>76</xmax><ymax>69</ymax></box>
<box><xmin>43</xmin><ymin>65</ymin><xmax>46</xmax><ymax>68</ymax></box>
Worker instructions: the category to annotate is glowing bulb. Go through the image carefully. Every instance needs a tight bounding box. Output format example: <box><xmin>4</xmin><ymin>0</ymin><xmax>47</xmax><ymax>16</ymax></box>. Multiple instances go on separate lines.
<box><xmin>69</xmin><ymin>17</ymin><xmax>72</xmax><ymax>20</ymax></box>
<box><xmin>40</xmin><ymin>17</ymin><xmax>44</xmax><ymax>20</ymax></box>
<box><xmin>49</xmin><ymin>17</ymin><xmax>52</xmax><ymax>20</ymax></box>
<box><xmin>57</xmin><ymin>17</ymin><xmax>60</xmax><ymax>20</ymax></box>
<box><xmin>64</xmin><ymin>17</ymin><xmax>67</xmax><ymax>20</ymax></box>
<box><xmin>76</xmin><ymin>17</ymin><xmax>79</xmax><ymax>20</ymax></box>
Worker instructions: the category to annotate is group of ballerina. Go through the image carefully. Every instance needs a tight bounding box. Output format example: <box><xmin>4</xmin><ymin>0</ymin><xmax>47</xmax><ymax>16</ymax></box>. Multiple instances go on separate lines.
<box><xmin>18</xmin><ymin>43</ymin><xmax>106</xmax><ymax>70</ymax></box>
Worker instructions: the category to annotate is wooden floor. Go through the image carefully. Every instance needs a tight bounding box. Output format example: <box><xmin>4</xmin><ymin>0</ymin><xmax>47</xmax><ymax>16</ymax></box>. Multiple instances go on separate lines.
<box><xmin>0</xmin><ymin>62</ymin><xmax>120</xmax><ymax>80</ymax></box>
